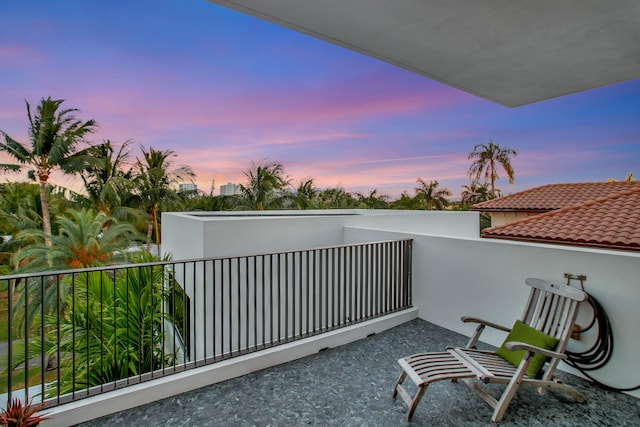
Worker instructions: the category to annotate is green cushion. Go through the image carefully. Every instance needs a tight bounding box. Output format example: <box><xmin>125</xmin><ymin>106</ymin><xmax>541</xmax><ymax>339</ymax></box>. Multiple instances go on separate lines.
<box><xmin>495</xmin><ymin>320</ymin><xmax>559</xmax><ymax>378</ymax></box>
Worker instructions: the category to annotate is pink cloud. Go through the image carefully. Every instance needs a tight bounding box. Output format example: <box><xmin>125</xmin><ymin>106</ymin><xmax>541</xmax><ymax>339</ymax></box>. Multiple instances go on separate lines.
<box><xmin>196</xmin><ymin>76</ymin><xmax>466</xmax><ymax>129</ymax></box>
<box><xmin>0</xmin><ymin>43</ymin><xmax>45</xmax><ymax>64</ymax></box>
<box><xmin>59</xmin><ymin>62</ymin><xmax>471</xmax><ymax>148</ymax></box>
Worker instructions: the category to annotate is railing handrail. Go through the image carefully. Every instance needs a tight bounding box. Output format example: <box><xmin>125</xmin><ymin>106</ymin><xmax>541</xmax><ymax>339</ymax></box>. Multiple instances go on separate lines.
<box><xmin>0</xmin><ymin>239</ymin><xmax>413</xmax><ymax>280</ymax></box>
<box><xmin>1</xmin><ymin>238</ymin><xmax>413</xmax><ymax>409</ymax></box>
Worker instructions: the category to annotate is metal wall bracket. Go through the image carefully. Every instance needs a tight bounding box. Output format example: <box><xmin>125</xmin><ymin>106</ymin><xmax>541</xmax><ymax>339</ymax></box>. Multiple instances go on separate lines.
<box><xmin>563</xmin><ymin>272</ymin><xmax>586</xmax><ymax>290</ymax></box>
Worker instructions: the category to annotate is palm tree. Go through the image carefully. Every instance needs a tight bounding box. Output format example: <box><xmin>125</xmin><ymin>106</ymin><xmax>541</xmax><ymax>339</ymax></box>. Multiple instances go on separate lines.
<box><xmin>0</xmin><ymin>182</ymin><xmax>49</xmax><ymax>265</ymax></box>
<box><xmin>10</xmin><ymin>208</ymin><xmax>141</xmax><ymax>342</ymax></box>
<box><xmin>131</xmin><ymin>146</ymin><xmax>195</xmax><ymax>249</ymax></box>
<box><xmin>0</xmin><ymin>97</ymin><xmax>97</xmax><ymax>245</ymax></box>
<box><xmin>7</xmin><ymin>252</ymin><xmax>178</xmax><ymax>397</ymax></box>
<box><xmin>80</xmin><ymin>139</ymin><xmax>135</xmax><ymax>217</ymax></box>
<box><xmin>49</xmin><ymin>254</ymin><xmax>173</xmax><ymax>396</ymax></box>
<box><xmin>0</xmin><ymin>183</ymin><xmax>74</xmax><ymax>266</ymax></box>
<box><xmin>316</xmin><ymin>186</ymin><xmax>358</xmax><ymax>209</ymax></box>
<box><xmin>12</xmin><ymin>208</ymin><xmax>139</xmax><ymax>271</ymax></box>
<box><xmin>415</xmin><ymin>178</ymin><xmax>452</xmax><ymax>210</ymax></box>
<box><xmin>391</xmin><ymin>191</ymin><xmax>423</xmax><ymax>210</ymax></box>
<box><xmin>238</xmin><ymin>161</ymin><xmax>291</xmax><ymax>210</ymax></box>
<box><xmin>11</xmin><ymin>209</ymin><xmax>137</xmax><ymax>330</ymax></box>
<box><xmin>0</xmin><ymin>182</ymin><xmax>44</xmax><ymax>235</ymax></box>
<box><xmin>460</xmin><ymin>180</ymin><xmax>492</xmax><ymax>206</ymax></box>
<box><xmin>183</xmin><ymin>194</ymin><xmax>238</xmax><ymax>211</ymax></box>
<box><xmin>293</xmin><ymin>179</ymin><xmax>318</xmax><ymax>209</ymax></box>
<box><xmin>355</xmin><ymin>189</ymin><xmax>390</xmax><ymax>209</ymax></box>
<box><xmin>467</xmin><ymin>140</ymin><xmax>518</xmax><ymax>198</ymax></box>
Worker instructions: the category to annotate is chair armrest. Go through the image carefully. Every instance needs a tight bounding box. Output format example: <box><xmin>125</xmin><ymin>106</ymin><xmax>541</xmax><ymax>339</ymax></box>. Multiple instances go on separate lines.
<box><xmin>461</xmin><ymin>316</ymin><xmax>511</xmax><ymax>333</ymax></box>
<box><xmin>504</xmin><ymin>341</ymin><xmax>567</xmax><ymax>360</ymax></box>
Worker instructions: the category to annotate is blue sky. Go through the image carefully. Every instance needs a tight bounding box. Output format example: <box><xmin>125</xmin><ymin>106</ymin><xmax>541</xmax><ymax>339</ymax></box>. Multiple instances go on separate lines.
<box><xmin>1</xmin><ymin>0</ymin><xmax>639</xmax><ymax>198</ymax></box>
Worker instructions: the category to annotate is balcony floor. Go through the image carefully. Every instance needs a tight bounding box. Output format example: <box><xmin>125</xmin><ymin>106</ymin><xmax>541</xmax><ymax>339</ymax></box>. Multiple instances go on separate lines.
<box><xmin>76</xmin><ymin>319</ymin><xmax>640</xmax><ymax>426</ymax></box>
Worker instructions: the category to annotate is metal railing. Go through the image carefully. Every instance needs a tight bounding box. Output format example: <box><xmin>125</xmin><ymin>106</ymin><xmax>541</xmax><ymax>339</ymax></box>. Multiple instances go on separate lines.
<box><xmin>0</xmin><ymin>239</ymin><xmax>412</xmax><ymax>408</ymax></box>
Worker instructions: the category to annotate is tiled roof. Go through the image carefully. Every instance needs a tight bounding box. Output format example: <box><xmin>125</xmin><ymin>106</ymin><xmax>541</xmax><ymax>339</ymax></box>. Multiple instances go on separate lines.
<box><xmin>482</xmin><ymin>188</ymin><xmax>640</xmax><ymax>251</ymax></box>
<box><xmin>472</xmin><ymin>182</ymin><xmax>640</xmax><ymax>212</ymax></box>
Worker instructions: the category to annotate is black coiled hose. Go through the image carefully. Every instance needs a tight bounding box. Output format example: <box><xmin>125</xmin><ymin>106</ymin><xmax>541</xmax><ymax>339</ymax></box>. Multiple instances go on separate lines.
<box><xmin>564</xmin><ymin>293</ymin><xmax>640</xmax><ymax>392</ymax></box>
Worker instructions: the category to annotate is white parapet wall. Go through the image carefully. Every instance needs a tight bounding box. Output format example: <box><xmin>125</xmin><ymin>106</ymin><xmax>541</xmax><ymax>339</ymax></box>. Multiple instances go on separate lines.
<box><xmin>162</xmin><ymin>209</ymin><xmax>479</xmax><ymax>260</ymax></box>
<box><xmin>163</xmin><ymin>210</ymin><xmax>640</xmax><ymax>398</ymax></box>
<box><xmin>163</xmin><ymin>211</ymin><xmax>348</xmax><ymax>259</ymax></box>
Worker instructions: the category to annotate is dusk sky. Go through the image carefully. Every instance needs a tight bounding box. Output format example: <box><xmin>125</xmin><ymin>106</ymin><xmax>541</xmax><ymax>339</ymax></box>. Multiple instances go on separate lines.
<box><xmin>1</xmin><ymin>1</ymin><xmax>639</xmax><ymax>199</ymax></box>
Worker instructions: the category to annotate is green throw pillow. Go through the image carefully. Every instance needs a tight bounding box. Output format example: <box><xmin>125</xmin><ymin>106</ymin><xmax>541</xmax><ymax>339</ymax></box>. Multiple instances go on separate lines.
<box><xmin>495</xmin><ymin>320</ymin><xmax>559</xmax><ymax>378</ymax></box>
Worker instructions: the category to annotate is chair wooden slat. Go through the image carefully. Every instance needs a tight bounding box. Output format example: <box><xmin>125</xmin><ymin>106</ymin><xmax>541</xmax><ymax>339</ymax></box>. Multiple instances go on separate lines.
<box><xmin>537</xmin><ymin>293</ymin><xmax>554</xmax><ymax>332</ymax></box>
<box><xmin>543</xmin><ymin>294</ymin><xmax>561</xmax><ymax>334</ymax></box>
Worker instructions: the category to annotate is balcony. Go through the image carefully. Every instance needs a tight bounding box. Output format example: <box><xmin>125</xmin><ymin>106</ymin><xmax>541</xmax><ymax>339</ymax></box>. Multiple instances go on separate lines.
<box><xmin>74</xmin><ymin>319</ymin><xmax>640</xmax><ymax>426</ymax></box>
<box><xmin>1</xmin><ymin>210</ymin><xmax>639</xmax><ymax>425</ymax></box>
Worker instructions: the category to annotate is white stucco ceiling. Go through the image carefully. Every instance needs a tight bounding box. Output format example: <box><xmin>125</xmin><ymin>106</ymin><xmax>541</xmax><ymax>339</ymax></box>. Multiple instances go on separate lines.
<box><xmin>207</xmin><ymin>0</ymin><xmax>640</xmax><ymax>107</ymax></box>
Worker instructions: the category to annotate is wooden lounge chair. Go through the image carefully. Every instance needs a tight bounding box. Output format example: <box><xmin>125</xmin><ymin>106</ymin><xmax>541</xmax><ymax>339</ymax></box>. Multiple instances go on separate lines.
<box><xmin>392</xmin><ymin>278</ymin><xmax>588</xmax><ymax>422</ymax></box>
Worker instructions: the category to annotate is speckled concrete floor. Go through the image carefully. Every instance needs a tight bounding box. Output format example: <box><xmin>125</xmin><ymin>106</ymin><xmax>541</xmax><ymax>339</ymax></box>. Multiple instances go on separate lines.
<box><xmin>76</xmin><ymin>319</ymin><xmax>640</xmax><ymax>426</ymax></box>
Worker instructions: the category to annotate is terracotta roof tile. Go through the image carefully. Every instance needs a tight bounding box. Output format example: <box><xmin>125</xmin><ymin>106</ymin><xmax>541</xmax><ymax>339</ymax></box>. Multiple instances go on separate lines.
<box><xmin>481</xmin><ymin>188</ymin><xmax>640</xmax><ymax>251</ymax></box>
<box><xmin>472</xmin><ymin>182</ymin><xmax>640</xmax><ymax>212</ymax></box>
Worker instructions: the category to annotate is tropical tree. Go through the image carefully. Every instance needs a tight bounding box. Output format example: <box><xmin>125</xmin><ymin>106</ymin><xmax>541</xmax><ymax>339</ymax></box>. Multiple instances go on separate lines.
<box><xmin>12</xmin><ymin>208</ymin><xmax>139</xmax><ymax>271</ymax></box>
<box><xmin>79</xmin><ymin>139</ymin><xmax>136</xmax><ymax>217</ymax></box>
<box><xmin>238</xmin><ymin>161</ymin><xmax>291</xmax><ymax>210</ymax></box>
<box><xmin>460</xmin><ymin>180</ymin><xmax>492</xmax><ymax>206</ymax></box>
<box><xmin>183</xmin><ymin>194</ymin><xmax>238</xmax><ymax>211</ymax></box>
<box><xmin>391</xmin><ymin>191</ymin><xmax>423</xmax><ymax>210</ymax></box>
<box><xmin>293</xmin><ymin>179</ymin><xmax>319</xmax><ymax>209</ymax></box>
<box><xmin>10</xmin><ymin>208</ymin><xmax>140</xmax><ymax>335</ymax></box>
<box><xmin>0</xmin><ymin>182</ymin><xmax>76</xmax><ymax>269</ymax></box>
<box><xmin>131</xmin><ymin>146</ymin><xmax>195</xmax><ymax>249</ymax></box>
<box><xmin>316</xmin><ymin>186</ymin><xmax>358</xmax><ymax>209</ymax></box>
<box><xmin>0</xmin><ymin>182</ymin><xmax>44</xmax><ymax>235</ymax></box>
<box><xmin>415</xmin><ymin>178</ymin><xmax>452</xmax><ymax>210</ymax></box>
<box><xmin>6</xmin><ymin>252</ymin><xmax>181</xmax><ymax>397</ymax></box>
<box><xmin>355</xmin><ymin>189</ymin><xmax>390</xmax><ymax>209</ymax></box>
<box><xmin>0</xmin><ymin>97</ymin><xmax>97</xmax><ymax>245</ymax></box>
<box><xmin>467</xmin><ymin>140</ymin><xmax>518</xmax><ymax>198</ymax></box>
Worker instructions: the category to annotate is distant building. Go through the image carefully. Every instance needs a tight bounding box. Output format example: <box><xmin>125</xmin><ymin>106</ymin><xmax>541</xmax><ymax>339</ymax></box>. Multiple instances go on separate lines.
<box><xmin>179</xmin><ymin>183</ymin><xmax>198</xmax><ymax>193</ymax></box>
<box><xmin>220</xmin><ymin>183</ymin><xmax>238</xmax><ymax>196</ymax></box>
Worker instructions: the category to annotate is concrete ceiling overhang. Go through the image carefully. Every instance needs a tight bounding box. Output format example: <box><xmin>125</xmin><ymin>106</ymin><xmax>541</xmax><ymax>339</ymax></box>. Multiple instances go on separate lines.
<box><xmin>207</xmin><ymin>0</ymin><xmax>640</xmax><ymax>107</ymax></box>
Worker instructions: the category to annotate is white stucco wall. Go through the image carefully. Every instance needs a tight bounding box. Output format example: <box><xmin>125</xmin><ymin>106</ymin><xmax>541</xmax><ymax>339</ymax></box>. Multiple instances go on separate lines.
<box><xmin>343</xmin><ymin>226</ymin><xmax>640</xmax><ymax>398</ymax></box>
<box><xmin>162</xmin><ymin>210</ymin><xmax>640</xmax><ymax>398</ymax></box>
<box><xmin>488</xmin><ymin>211</ymin><xmax>538</xmax><ymax>227</ymax></box>
<box><xmin>162</xmin><ymin>211</ymin><xmax>349</xmax><ymax>259</ymax></box>
<box><xmin>162</xmin><ymin>210</ymin><xmax>478</xmax><ymax>260</ymax></box>
<box><xmin>343</xmin><ymin>210</ymin><xmax>478</xmax><ymax>238</ymax></box>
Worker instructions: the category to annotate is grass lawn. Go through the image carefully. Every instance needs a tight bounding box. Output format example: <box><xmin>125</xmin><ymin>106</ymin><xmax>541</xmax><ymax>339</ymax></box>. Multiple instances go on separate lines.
<box><xmin>1</xmin><ymin>288</ymin><xmax>57</xmax><ymax>395</ymax></box>
<box><xmin>0</xmin><ymin>365</ymin><xmax>58</xmax><ymax>394</ymax></box>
